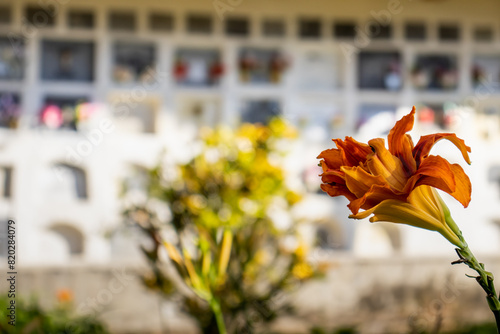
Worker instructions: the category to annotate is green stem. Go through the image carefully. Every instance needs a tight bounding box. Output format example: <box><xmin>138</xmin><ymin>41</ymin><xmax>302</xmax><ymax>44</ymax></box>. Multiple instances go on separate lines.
<box><xmin>209</xmin><ymin>298</ymin><xmax>227</xmax><ymax>334</ymax></box>
<box><xmin>447</xmin><ymin>216</ymin><xmax>500</xmax><ymax>332</ymax></box>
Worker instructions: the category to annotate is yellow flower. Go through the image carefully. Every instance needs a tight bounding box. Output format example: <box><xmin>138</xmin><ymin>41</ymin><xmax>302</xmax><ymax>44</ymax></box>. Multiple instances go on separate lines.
<box><xmin>292</xmin><ymin>262</ymin><xmax>314</xmax><ymax>280</ymax></box>
<box><xmin>318</xmin><ymin>107</ymin><xmax>471</xmax><ymax>246</ymax></box>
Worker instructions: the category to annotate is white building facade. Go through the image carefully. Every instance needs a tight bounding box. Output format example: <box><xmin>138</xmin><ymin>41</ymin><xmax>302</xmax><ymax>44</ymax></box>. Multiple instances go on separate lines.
<box><xmin>1</xmin><ymin>0</ymin><xmax>500</xmax><ymax>267</ymax></box>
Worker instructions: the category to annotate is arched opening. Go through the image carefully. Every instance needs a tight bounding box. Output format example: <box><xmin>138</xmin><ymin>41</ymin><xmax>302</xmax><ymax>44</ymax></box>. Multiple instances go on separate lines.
<box><xmin>377</xmin><ymin>223</ymin><xmax>402</xmax><ymax>252</ymax></box>
<box><xmin>52</xmin><ymin>163</ymin><xmax>88</xmax><ymax>199</ymax></box>
<box><xmin>314</xmin><ymin>219</ymin><xmax>347</xmax><ymax>251</ymax></box>
<box><xmin>123</xmin><ymin>164</ymin><xmax>149</xmax><ymax>194</ymax></box>
<box><xmin>48</xmin><ymin>224</ymin><xmax>84</xmax><ymax>255</ymax></box>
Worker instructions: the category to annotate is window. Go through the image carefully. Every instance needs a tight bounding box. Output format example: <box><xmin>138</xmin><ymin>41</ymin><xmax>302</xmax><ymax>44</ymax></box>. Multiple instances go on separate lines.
<box><xmin>0</xmin><ymin>92</ymin><xmax>21</xmax><ymax>129</ymax></box>
<box><xmin>333</xmin><ymin>22</ymin><xmax>356</xmax><ymax>39</ymax></box>
<box><xmin>0</xmin><ymin>6</ymin><xmax>11</xmax><ymax>24</ymax></box>
<box><xmin>262</xmin><ymin>19</ymin><xmax>285</xmax><ymax>37</ymax></box>
<box><xmin>68</xmin><ymin>10</ymin><xmax>94</xmax><ymax>29</ymax></box>
<box><xmin>358</xmin><ymin>51</ymin><xmax>402</xmax><ymax>90</ymax></box>
<box><xmin>150</xmin><ymin>13</ymin><xmax>174</xmax><ymax>31</ymax></box>
<box><xmin>299</xmin><ymin>19</ymin><xmax>321</xmax><ymax>38</ymax></box>
<box><xmin>225</xmin><ymin>17</ymin><xmax>249</xmax><ymax>36</ymax></box>
<box><xmin>111</xmin><ymin>98</ymin><xmax>158</xmax><ymax>134</ymax></box>
<box><xmin>25</xmin><ymin>6</ymin><xmax>55</xmax><ymax>27</ymax></box>
<box><xmin>174</xmin><ymin>48</ymin><xmax>223</xmax><ymax>86</ymax></box>
<box><xmin>238</xmin><ymin>47</ymin><xmax>288</xmax><ymax>84</ymax></box>
<box><xmin>368</xmin><ymin>23</ymin><xmax>392</xmax><ymax>39</ymax></box>
<box><xmin>187</xmin><ymin>14</ymin><xmax>212</xmax><ymax>34</ymax></box>
<box><xmin>472</xmin><ymin>55</ymin><xmax>500</xmax><ymax>88</ymax></box>
<box><xmin>113</xmin><ymin>42</ymin><xmax>156</xmax><ymax>83</ymax></box>
<box><xmin>0</xmin><ymin>37</ymin><xmax>24</xmax><ymax>80</ymax></box>
<box><xmin>40</xmin><ymin>96</ymin><xmax>89</xmax><ymax>130</ymax></box>
<box><xmin>412</xmin><ymin>54</ymin><xmax>458</xmax><ymax>90</ymax></box>
<box><xmin>438</xmin><ymin>24</ymin><xmax>460</xmax><ymax>41</ymax></box>
<box><xmin>405</xmin><ymin>22</ymin><xmax>426</xmax><ymax>40</ymax></box>
<box><xmin>109</xmin><ymin>11</ymin><xmax>136</xmax><ymax>31</ymax></box>
<box><xmin>41</xmin><ymin>40</ymin><xmax>94</xmax><ymax>82</ymax></box>
<box><xmin>416</xmin><ymin>104</ymin><xmax>445</xmax><ymax>127</ymax></box>
<box><xmin>49</xmin><ymin>224</ymin><xmax>84</xmax><ymax>255</ymax></box>
<box><xmin>296</xmin><ymin>52</ymin><xmax>340</xmax><ymax>89</ymax></box>
<box><xmin>0</xmin><ymin>167</ymin><xmax>12</xmax><ymax>198</ymax></box>
<box><xmin>474</xmin><ymin>27</ymin><xmax>493</xmax><ymax>42</ymax></box>
<box><xmin>241</xmin><ymin>100</ymin><xmax>281</xmax><ymax>124</ymax></box>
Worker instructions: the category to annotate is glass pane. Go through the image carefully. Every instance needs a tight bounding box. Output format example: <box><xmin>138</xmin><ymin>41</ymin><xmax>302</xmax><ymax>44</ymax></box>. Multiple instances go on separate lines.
<box><xmin>68</xmin><ymin>10</ymin><xmax>94</xmax><ymax>29</ymax></box>
<box><xmin>405</xmin><ymin>23</ymin><xmax>426</xmax><ymax>40</ymax></box>
<box><xmin>109</xmin><ymin>11</ymin><xmax>135</xmax><ymax>31</ymax></box>
<box><xmin>412</xmin><ymin>54</ymin><xmax>458</xmax><ymax>90</ymax></box>
<box><xmin>474</xmin><ymin>27</ymin><xmax>493</xmax><ymax>42</ymax></box>
<box><xmin>25</xmin><ymin>6</ymin><xmax>55</xmax><ymax>27</ymax></box>
<box><xmin>439</xmin><ymin>24</ymin><xmax>460</xmax><ymax>41</ymax></box>
<box><xmin>296</xmin><ymin>52</ymin><xmax>340</xmax><ymax>89</ymax></box>
<box><xmin>333</xmin><ymin>22</ymin><xmax>356</xmax><ymax>38</ymax></box>
<box><xmin>111</xmin><ymin>100</ymin><xmax>157</xmax><ymax>134</ymax></box>
<box><xmin>40</xmin><ymin>96</ymin><xmax>89</xmax><ymax>130</ymax></box>
<box><xmin>186</xmin><ymin>14</ymin><xmax>212</xmax><ymax>34</ymax></box>
<box><xmin>263</xmin><ymin>19</ymin><xmax>285</xmax><ymax>37</ymax></box>
<box><xmin>41</xmin><ymin>40</ymin><xmax>94</xmax><ymax>81</ymax></box>
<box><xmin>241</xmin><ymin>100</ymin><xmax>281</xmax><ymax>124</ymax></box>
<box><xmin>238</xmin><ymin>47</ymin><xmax>288</xmax><ymax>84</ymax></box>
<box><xmin>369</xmin><ymin>24</ymin><xmax>392</xmax><ymax>39</ymax></box>
<box><xmin>113</xmin><ymin>42</ymin><xmax>156</xmax><ymax>83</ymax></box>
<box><xmin>472</xmin><ymin>55</ymin><xmax>500</xmax><ymax>89</ymax></box>
<box><xmin>358</xmin><ymin>51</ymin><xmax>402</xmax><ymax>90</ymax></box>
<box><xmin>174</xmin><ymin>48</ymin><xmax>222</xmax><ymax>86</ymax></box>
<box><xmin>0</xmin><ymin>92</ymin><xmax>21</xmax><ymax>129</ymax></box>
<box><xmin>0</xmin><ymin>6</ymin><xmax>11</xmax><ymax>24</ymax></box>
<box><xmin>299</xmin><ymin>19</ymin><xmax>321</xmax><ymax>38</ymax></box>
<box><xmin>225</xmin><ymin>17</ymin><xmax>249</xmax><ymax>36</ymax></box>
<box><xmin>0</xmin><ymin>37</ymin><xmax>24</xmax><ymax>80</ymax></box>
<box><xmin>150</xmin><ymin>13</ymin><xmax>174</xmax><ymax>31</ymax></box>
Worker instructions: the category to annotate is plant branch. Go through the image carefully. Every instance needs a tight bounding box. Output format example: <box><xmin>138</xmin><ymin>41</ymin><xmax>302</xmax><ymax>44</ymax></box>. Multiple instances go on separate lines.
<box><xmin>448</xmin><ymin>216</ymin><xmax>500</xmax><ymax>333</ymax></box>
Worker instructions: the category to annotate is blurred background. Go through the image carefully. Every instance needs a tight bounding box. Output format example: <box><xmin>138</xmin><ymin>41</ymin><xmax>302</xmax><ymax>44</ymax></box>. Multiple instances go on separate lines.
<box><xmin>1</xmin><ymin>0</ymin><xmax>500</xmax><ymax>333</ymax></box>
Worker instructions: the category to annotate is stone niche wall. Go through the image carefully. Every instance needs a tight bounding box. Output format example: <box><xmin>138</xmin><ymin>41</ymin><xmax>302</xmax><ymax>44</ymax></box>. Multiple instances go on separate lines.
<box><xmin>4</xmin><ymin>257</ymin><xmax>499</xmax><ymax>334</ymax></box>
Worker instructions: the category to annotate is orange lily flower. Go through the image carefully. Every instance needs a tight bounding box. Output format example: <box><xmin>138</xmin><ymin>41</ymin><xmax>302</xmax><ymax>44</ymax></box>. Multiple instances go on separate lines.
<box><xmin>318</xmin><ymin>107</ymin><xmax>471</xmax><ymax>246</ymax></box>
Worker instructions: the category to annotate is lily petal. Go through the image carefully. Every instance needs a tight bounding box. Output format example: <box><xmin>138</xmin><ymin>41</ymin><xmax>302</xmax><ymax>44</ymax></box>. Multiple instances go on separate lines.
<box><xmin>367</xmin><ymin>138</ymin><xmax>408</xmax><ymax>192</ymax></box>
<box><xmin>320</xmin><ymin>168</ymin><xmax>346</xmax><ymax>185</ymax></box>
<box><xmin>320</xmin><ymin>183</ymin><xmax>357</xmax><ymax>202</ymax></box>
<box><xmin>404</xmin><ymin>155</ymin><xmax>456</xmax><ymax>195</ymax></box>
<box><xmin>413</xmin><ymin>133</ymin><xmax>471</xmax><ymax>167</ymax></box>
<box><xmin>317</xmin><ymin>148</ymin><xmax>344</xmax><ymax>170</ymax></box>
<box><xmin>408</xmin><ymin>185</ymin><xmax>443</xmax><ymax>221</ymax></box>
<box><xmin>349</xmin><ymin>199</ymin><xmax>462</xmax><ymax>246</ymax></box>
<box><xmin>388</xmin><ymin>106</ymin><xmax>417</xmax><ymax>175</ymax></box>
<box><xmin>348</xmin><ymin>184</ymin><xmax>406</xmax><ymax>215</ymax></box>
<box><xmin>448</xmin><ymin>163</ymin><xmax>472</xmax><ymax>208</ymax></box>
<box><xmin>342</xmin><ymin>165</ymin><xmax>386</xmax><ymax>198</ymax></box>
<box><xmin>333</xmin><ymin>137</ymin><xmax>372</xmax><ymax>167</ymax></box>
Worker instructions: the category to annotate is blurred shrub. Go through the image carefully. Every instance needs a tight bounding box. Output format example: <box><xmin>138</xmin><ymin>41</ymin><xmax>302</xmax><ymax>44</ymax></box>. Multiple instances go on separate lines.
<box><xmin>124</xmin><ymin>119</ymin><xmax>320</xmax><ymax>333</ymax></box>
<box><xmin>0</xmin><ymin>294</ymin><xmax>108</xmax><ymax>334</ymax></box>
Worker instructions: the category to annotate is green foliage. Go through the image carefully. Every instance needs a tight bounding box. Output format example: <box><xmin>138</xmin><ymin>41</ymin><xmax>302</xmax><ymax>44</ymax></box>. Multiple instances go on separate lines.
<box><xmin>0</xmin><ymin>295</ymin><xmax>108</xmax><ymax>334</ymax></box>
<box><xmin>444</xmin><ymin>323</ymin><xmax>497</xmax><ymax>334</ymax></box>
<box><xmin>310</xmin><ymin>326</ymin><xmax>358</xmax><ymax>334</ymax></box>
<box><xmin>124</xmin><ymin>119</ymin><xmax>318</xmax><ymax>333</ymax></box>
